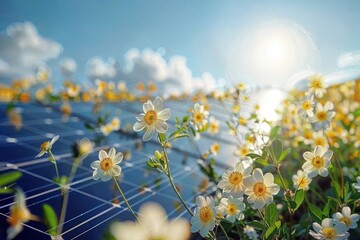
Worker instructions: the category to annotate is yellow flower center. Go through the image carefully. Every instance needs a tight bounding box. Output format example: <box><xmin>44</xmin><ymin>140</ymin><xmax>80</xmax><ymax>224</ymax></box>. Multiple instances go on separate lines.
<box><xmin>297</xmin><ymin>177</ymin><xmax>308</xmax><ymax>189</ymax></box>
<box><xmin>240</xmin><ymin>147</ymin><xmax>249</xmax><ymax>156</ymax></box>
<box><xmin>144</xmin><ymin>110</ymin><xmax>157</xmax><ymax>125</ymax></box>
<box><xmin>40</xmin><ymin>141</ymin><xmax>50</xmax><ymax>151</ymax></box>
<box><xmin>193</xmin><ymin>112</ymin><xmax>204</xmax><ymax>123</ymax></box>
<box><xmin>339</xmin><ymin>216</ymin><xmax>351</xmax><ymax>227</ymax></box>
<box><xmin>210</xmin><ymin>123</ymin><xmax>218</xmax><ymax>132</ymax></box>
<box><xmin>238</xmin><ymin>117</ymin><xmax>247</xmax><ymax>126</ymax></box>
<box><xmin>226</xmin><ymin>203</ymin><xmax>238</xmax><ymax>215</ymax></box>
<box><xmin>322</xmin><ymin>227</ymin><xmax>336</xmax><ymax>239</ymax></box>
<box><xmin>302</xmin><ymin>101</ymin><xmax>311</xmax><ymax>110</ymax></box>
<box><xmin>253</xmin><ymin>182</ymin><xmax>267</xmax><ymax>197</ymax></box>
<box><xmin>310</xmin><ymin>79</ymin><xmax>322</xmax><ymax>88</ymax></box>
<box><xmin>100</xmin><ymin>157</ymin><xmax>113</xmax><ymax>171</ymax></box>
<box><xmin>314</xmin><ymin>137</ymin><xmax>325</xmax><ymax>146</ymax></box>
<box><xmin>8</xmin><ymin>206</ymin><xmax>29</xmax><ymax>226</ymax></box>
<box><xmin>304</xmin><ymin>131</ymin><xmax>313</xmax><ymax>140</ymax></box>
<box><xmin>229</xmin><ymin>172</ymin><xmax>243</xmax><ymax>185</ymax></box>
<box><xmin>211</xmin><ymin>144</ymin><xmax>220</xmax><ymax>153</ymax></box>
<box><xmin>311</xmin><ymin>156</ymin><xmax>324</xmax><ymax>168</ymax></box>
<box><xmin>316</xmin><ymin>111</ymin><xmax>327</xmax><ymax>121</ymax></box>
<box><xmin>199</xmin><ymin>206</ymin><xmax>213</xmax><ymax>223</ymax></box>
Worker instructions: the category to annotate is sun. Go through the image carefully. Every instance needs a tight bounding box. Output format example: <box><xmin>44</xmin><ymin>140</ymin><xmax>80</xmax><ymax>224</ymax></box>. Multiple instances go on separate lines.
<box><xmin>226</xmin><ymin>20</ymin><xmax>319</xmax><ymax>88</ymax></box>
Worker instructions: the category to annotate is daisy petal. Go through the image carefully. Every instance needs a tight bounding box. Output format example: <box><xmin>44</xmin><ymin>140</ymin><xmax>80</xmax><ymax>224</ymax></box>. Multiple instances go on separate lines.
<box><xmin>157</xmin><ymin>108</ymin><xmax>171</xmax><ymax>121</ymax></box>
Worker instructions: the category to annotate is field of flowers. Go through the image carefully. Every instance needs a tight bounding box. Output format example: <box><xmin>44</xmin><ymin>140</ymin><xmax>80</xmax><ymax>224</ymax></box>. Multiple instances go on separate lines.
<box><xmin>1</xmin><ymin>74</ymin><xmax>360</xmax><ymax>240</ymax></box>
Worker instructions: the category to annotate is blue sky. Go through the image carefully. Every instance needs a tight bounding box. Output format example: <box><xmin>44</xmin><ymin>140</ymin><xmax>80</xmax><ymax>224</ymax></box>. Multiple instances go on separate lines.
<box><xmin>1</xmin><ymin>0</ymin><xmax>360</xmax><ymax>89</ymax></box>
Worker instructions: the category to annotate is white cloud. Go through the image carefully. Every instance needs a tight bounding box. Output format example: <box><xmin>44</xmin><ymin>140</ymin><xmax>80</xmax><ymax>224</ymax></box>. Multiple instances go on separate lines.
<box><xmin>337</xmin><ymin>51</ymin><xmax>360</xmax><ymax>68</ymax></box>
<box><xmin>60</xmin><ymin>58</ymin><xmax>77</xmax><ymax>77</ymax></box>
<box><xmin>123</xmin><ymin>48</ymin><xmax>168</xmax><ymax>82</ymax></box>
<box><xmin>119</xmin><ymin>48</ymin><xmax>220</xmax><ymax>96</ymax></box>
<box><xmin>86</xmin><ymin>57</ymin><xmax>117</xmax><ymax>80</ymax></box>
<box><xmin>0</xmin><ymin>22</ymin><xmax>62</xmax><ymax>77</ymax></box>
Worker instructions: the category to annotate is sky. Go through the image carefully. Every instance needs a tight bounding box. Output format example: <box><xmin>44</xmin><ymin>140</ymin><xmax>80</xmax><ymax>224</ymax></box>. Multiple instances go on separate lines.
<box><xmin>1</xmin><ymin>0</ymin><xmax>360</xmax><ymax>93</ymax></box>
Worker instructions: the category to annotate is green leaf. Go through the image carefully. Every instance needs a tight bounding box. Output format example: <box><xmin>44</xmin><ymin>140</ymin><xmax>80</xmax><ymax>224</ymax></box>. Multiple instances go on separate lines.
<box><xmin>294</xmin><ymin>190</ymin><xmax>304</xmax><ymax>211</ymax></box>
<box><xmin>265</xmin><ymin>203</ymin><xmax>277</xmax><ymax>226</ymax></box>
<box><xmin>265</xmin><ymin>225</ymin><xmax>277</xmax><ymax>239</ymax></box>
<box><xmin>354</xmin><ymin>108</ymin><xmax>360</xmax><ymax>118</ymax></box>
<box><xmin>323</xmin><ymin>200</ymin><xmax>330</xmax><ymax>216</ymax></box>
<box><xmin>309</xmin><ymin>204</ymin><xmax>323</xmax><ymax>222</ymax></box>
<box><xmin>331</xmin><ymin>180</ymin><xmax>342</xmax><ymax>199</ymax></box>
<box><xmin>0</xmin><ymin>171</ymin><xmax>22</xmax><ymax>187</ymax></box>
<box><xmin>0</xmin><ymin>188</ymin><xmax>14</xmax><ymax>194</ymax></box>
<box><xmin>173</xmin><ymin>133</ymin><xmax>189</xmax><ymax>140</ymax></box>
<box><xmin>182</xmin><ymin>115</ymin><xmax>190</xmax><ymax>123</ymax></box>
<box><xmin>270</xmin><ymin>139</ymin><xmax>283</xmax><ymax>161</ymax></box>
<box><xmin>247</xmin><ymin>220</ymin><xmax>266</xmax><ymax>230</ymax></box>
<box><xmin>158</xmin><ymin>133</ymin><xmax>166</xmax><ymax>143</ymax></box>
<box><xmin>42</xmin><ymin>204</ymin><xmax>58</xmax><ymax>235</ymax></box>
<box><xmin>288</xmin><ymin>200</ymin><xmax>297</xmax><ymax>209</ymax></box>
<box><xmin>255</xmin><ymin>158</ymin><xmax>268</xmax><ymax>167</ymax></box>
<box><xmin>84</xmin><ymin>122</ymin><xmax>95</xmax><ymax>130</ymax></box>
<box><xmin>278</xmin><ymin>148</ymin><xmax>291</xmax><ymax>163</ymax></box>
<box><xmin>146</xmin><ymin>160</ymin><xmax>155</xmax><ymax>168</ymax></box>
<box><xmin>168</xmin><ymin>127</ymin><xmax>185</xmax><ymax>139</ymax></box>
<box><xmin>275</xmin><ymin>220</ymin><xmax>281</xmax><ymax>228</ymax></box>
<box><xmin>247</xmin><ymin>153</ymin><xmax>262</xmax><ymax>159</ymax></box>
<box><xmin>270</xmin><ymin>126</ymin><xmax>281</xmax><ymax>140</ymax></box>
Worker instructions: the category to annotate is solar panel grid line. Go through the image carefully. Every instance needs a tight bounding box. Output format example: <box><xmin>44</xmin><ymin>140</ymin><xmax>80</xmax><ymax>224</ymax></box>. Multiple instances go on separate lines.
<box><xmin>60</xmin><ymin>205</ymin><xmax>116</xmax><ymax>236</ymax></box>
<box><xmin>0</xmin><ymin>182</ymin><xmax>54</xmax><ymax>203</ymax></box>
<box><xmin>0</xmin><ymin>101</ymin><xmax>234</xmax><ymax>239</ymax></box>
<box><xmin>45</xmin><ymin>202</ymin><xmax>112</xmax><ymax>235</ymax></box>
<box><xmin>0</xmin><ymin>212</ymin><xmax>52</xmax><ymax>237</ymax></box>
<box><xmin>69</xmin><ymin>208</ymin><xmax>127</xmax><ymax>240</ymax></box>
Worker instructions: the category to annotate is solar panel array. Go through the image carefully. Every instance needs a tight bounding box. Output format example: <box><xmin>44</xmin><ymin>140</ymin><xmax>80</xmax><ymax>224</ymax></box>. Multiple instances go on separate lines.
<box><xmin>0</xmin><ymin>100</ymin><xmax>240</xmax><ymax>240</ymax></box>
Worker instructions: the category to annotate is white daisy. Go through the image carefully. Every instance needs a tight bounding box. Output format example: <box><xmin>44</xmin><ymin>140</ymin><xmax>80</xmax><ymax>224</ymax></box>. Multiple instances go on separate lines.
<box><xmin>298</xmin><ymin>94</ymin><xmax>315</xmax><ymax>117</ymax></box>
<box><xmin>292</xmin><ymin>170</ymin><xmax>312</xmax><ymax>191</ymax></box>
<box><xmin>218</xmin><ymin>161</ymin><xmax>252</xmax><ymax>197</ymax></box>
<box><xmin>100</xmin><ymin>124</ymin><xmax>113</xmax><ymax>136</ymax></box>
<box><xmin>133</xmin><ymin>97</ymin><xmax>171</xmax><ymax>141</ymax></box>
<box><xmin>244</xmin><ymin>225</ymin><xmax>259</xmax><ymax>240</ymax></box>
<box><xmin>219</xmin><ymin>196</ymin><xmax>246</xmax><ymax>223</ymax></box>
<box><xmin>208</xmin><ymin>117</ymin><xmax>219</xmax><ymax>135</ymax></box>
<box><xmin>191</xmin><ymin>103</ymin><xmax>209</xmax><ymax>131</ymax></box>
<box><xmin>91</xmin><ymin>148</ymin><xmax>123</xmax><ymax>182</ymax></box>
<box><xmin>308</xmin><ymin>102</ymin><xmax>336</xmax><ymax>131</ymax></box>
<box><xmin>307</xmin><ymin>74</ymin><xmax>328</xmax><ymax>98</ymax></box>
<box><xmin>309</xmin><ymin>218</ymin><xmax>349</xmax><ymax>240</ymax></box>
<box><xmin>111</xmin><ymin>202</ymin><xmax>190</xmax><ymax>240</ymax></box>
<box><xmin>110</xmin><ymin>117</ymin><xmax>120</xmax><ymax>131</ymax></box>
<box><xmin>353</xmin><ymin>176</ymin><xmax>360</xmax><ymax>192</ymax></box>
<box><xmin>36</xmin><ymin>135</ymin><xmax>59</xmax><ymax>158</ymax></box>
<box><xmin>244</xmin><ymin>168</ymin><xmax>280</xmax><ymax>209</ymax></box>
<box><xmin>333</xmin><ymin>206</ymin><xmax>359</xmax><ymax>229</ymax></box>
<box><xmin>190</xmin><ymin>196</ymin><xmax>216</xmax><ymax>238</ymax></box>
<box><xmin>7</xmin><ymin>189</ymin><xmax>34</xmax><ymax>240</ymax></box>
<box><xmin>302</xmin><ymin>145</ymin><xmax>333</xmax><ymax>178</ymax></box>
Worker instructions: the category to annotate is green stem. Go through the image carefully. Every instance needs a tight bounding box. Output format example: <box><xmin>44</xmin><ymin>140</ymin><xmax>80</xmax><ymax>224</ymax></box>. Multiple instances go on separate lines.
<box><xmin>49</xmin><ymin>150</ymin><xmax>60</xmax><ymax>179</ymax></box>
<box><xmin>236</xmin><ymin>224</ymin><xmax>242</xmax><ymax>240</ymax></box>
<box><xmin>324</xmin><ymin>132</ymin><xmax>344</xmax><ymax>200</ymax></box>
<box><xmin>162</xmin><ymin>144</ymin><xmax>194</xmax><ymax>216</ymax></box>
<box><xmin>258</xmin><ymin>209</ymin><xmax>268</xmax><ymax>240</ymax></box>
<box><xmin>113</xmin><ymin>176</ymin><xmax>140</xmax><ymax>223</ymax></box>
<box><xmin>216</xmin><ymin>220</ymin><xmax>231</xmax><ymax>240</ymax></box>
<box><xmin>57</xmin><ymin>155</ymin><xmax>83</xmax><ymax>235</ymax></box>
<box><xmin>310</xmin><ymin>188</ymin><xmax>326</xmax><ymax>204</ymax></box>
<box><xmin>276</xmin><ymin>165</ymin><xmax>287</xmax><ymax>190</ymax></box>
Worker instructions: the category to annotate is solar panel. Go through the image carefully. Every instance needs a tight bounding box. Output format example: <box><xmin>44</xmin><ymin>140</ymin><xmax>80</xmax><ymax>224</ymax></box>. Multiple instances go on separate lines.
<box><xmin>0</xmin><ymin>100</ymin><xmax>240</xmax><ymax>239</ymax></box>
